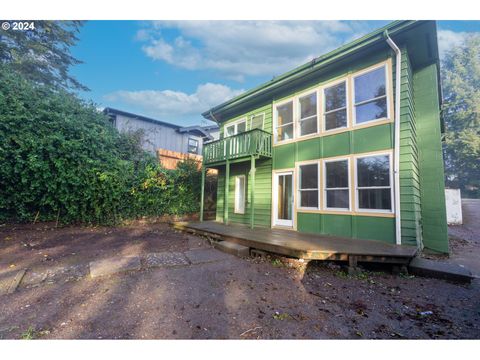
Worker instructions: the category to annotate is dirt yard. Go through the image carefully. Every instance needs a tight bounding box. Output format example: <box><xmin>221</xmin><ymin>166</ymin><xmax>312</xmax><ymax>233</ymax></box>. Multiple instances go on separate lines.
<box><xmin>0</xmin><ymin>222</ymin><xmax>479</xmax><ymax>339</ymax></box>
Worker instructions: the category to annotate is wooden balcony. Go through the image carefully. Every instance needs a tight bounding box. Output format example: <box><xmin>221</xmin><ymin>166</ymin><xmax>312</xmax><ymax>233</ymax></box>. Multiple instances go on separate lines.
<box><xmin>202</xmin><ymin>129</ymin><xmax>272</xmax><ymax>166</ymax></box>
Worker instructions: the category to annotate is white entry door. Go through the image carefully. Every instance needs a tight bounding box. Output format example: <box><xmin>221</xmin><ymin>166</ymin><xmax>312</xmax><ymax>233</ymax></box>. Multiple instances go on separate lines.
<box><xmin>273</xmin><ymin>172</ymin><xmax>294</xmax><ymax>227</ymax></box>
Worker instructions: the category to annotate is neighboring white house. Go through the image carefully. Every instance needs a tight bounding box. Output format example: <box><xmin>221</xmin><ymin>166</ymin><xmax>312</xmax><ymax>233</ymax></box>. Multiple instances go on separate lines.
<box><xmin>104</xmin><ymin>107</ymin><xmax>219</xmax><ymax>155</ymax></box>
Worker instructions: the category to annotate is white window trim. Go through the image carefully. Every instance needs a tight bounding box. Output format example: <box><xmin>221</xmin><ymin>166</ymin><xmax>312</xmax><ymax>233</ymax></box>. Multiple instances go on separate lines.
<box><xmin>234</xmin><ymin>175</ymin><xmax>246</xmax><ymax>214</ymax></box>
<box><xmin>354</xmin><ymin>152</ymin><xmax>394</xmax><ymax>214</ymax></box>
<box><xmin>321</xmin><ymin>77</ymin><xmax>350</xmax><ymax>133</ymax></box>
<box><xmin>323</xmin><ymin>157</ymin><xmax>351</xmax><ymax>211</ymax></box>
<box><xmin>273</xmin><ymin>98</ymin><xmax>296</xmax><ymax>144</ymax></box>
<box><xmin>297</xmin><ymin>161</ymin><xmax>320</xmax><ymax>210</ymax></box>
<box><xmin>187</xmin><ymin>137</ymin><xmax>199</xmax><ymax>154</ymax></box>
<box><xmin>225</xmin><ymin>118</ymin><xmax>247</xmax><ymax>137</ymax></box>
<box><xmin>249</xmin><ymin>113</ymin><xmax>265</xmax><ymax>130</ymax></box>
<box><xmin>296</xmin><ymin>89</ymin><xmax>320</xmax><ymax>139</ymax></box>
<box><xmin>352</xmin><ymin>63</ymin><xmax>391</xmax><ymax>126</ymax></box>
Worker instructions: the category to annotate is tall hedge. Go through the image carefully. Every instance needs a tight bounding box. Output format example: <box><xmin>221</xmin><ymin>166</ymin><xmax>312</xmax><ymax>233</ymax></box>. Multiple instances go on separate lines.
<box><xmin>0</xmin><ymin>66</ymin><xmax>200</xmax><ymax>224</ymax></box>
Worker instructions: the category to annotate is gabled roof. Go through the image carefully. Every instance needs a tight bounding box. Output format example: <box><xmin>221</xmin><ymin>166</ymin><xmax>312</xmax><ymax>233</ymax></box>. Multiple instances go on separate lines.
<box><xmin>104</xmin><ymin>107</ymin><xmax>218</xmax><ymax>138</ymax></box>
<box><xmin>104</xmin><ymin>107</ymin><xmax>182</xmax><ymax>130</ymax></box>
<box><xmin>202</xmin><ymin>20</ymin><xmax>440</xmax><ymax>123</ymax></box>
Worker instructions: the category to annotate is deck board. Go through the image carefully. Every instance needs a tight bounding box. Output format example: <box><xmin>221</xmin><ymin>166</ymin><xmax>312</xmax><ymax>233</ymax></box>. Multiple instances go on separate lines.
<box><xmin>173</xmin><ymin>221</ymin><xmax>417</xmax><ymax>263</ymax></box>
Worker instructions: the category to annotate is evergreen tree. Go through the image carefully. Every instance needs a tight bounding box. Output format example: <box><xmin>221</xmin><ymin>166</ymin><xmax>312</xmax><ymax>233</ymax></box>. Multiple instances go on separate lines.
<box><xmin>0</xmin><ymin>20</ymin><xmax>87</xmax><ymax>91</ymax></box>
<box><xmin>442</xmin><ymin>34</ymin><xmax>480</xmax><ymax>197</ymax></box>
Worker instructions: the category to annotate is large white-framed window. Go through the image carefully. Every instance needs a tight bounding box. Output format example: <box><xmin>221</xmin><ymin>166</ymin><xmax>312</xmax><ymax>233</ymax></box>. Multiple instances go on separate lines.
<box><xmin>225</xmin><ymin>118</ymin><xmax>247</xmax><ymax>137</ymax></box>
<box><xmin>297</xmin><ymin>90</ymin><xmax>318</xmax><ymax>137</ymax></box>
<box><xmin>324</xmin><ymin>158</ymin><xmax>350</xmax><ymax>210</ymax></box>
<box><xmin>274</xmin><ymin>100</ymin><xmax>294</xmax><ymax>143</ymax></box>
<box><xmin>353</xmin><ymin>64</ymin><xmax>389</xmax><ymax>125</ymax></box>
<box><xmin>234</xmin><ymin>175</ymin><xmax>246</xmax><ymax>214</ymax></box>
<box><xmin>249</xmin><ymin>113</ymin><xmax>265</xmax><ymax>130</ymax></box>
<box><xmin>298</xmin><ymin>162</ymin><xmax>319</xmax><ymax>209</ymax></box>
<box><xmin>355</xmin><ymin>153</ymin><xmax>393</xmax><ymax>213</ymax></box>
<box><xmin>323</xmin><ymin>79</ymin><xmax>348</xmax><ymax>132</ymax></box>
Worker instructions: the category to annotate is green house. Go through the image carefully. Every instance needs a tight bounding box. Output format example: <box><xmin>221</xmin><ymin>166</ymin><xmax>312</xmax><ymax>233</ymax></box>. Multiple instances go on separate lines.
<box><xmin>199</xmin><ymin>20</ymin><xmax>449</xmax><ymax>254</ymax></box>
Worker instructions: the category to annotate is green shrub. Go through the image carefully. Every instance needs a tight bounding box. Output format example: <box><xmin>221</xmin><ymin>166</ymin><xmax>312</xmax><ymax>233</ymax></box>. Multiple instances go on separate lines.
<box><xmin>0</xmin><ymin>66</ymin><xmax>200</xmax><ymax>224</ymax></box>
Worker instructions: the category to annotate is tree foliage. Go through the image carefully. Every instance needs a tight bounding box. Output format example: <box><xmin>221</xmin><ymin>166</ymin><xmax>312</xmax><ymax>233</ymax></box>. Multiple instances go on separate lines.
<box><xmin>0</xmin><ymin>21</ymin><xmax>87</xmax><ymax>91</ymax></box>
<box><xmin>442</xmin><ymin>34</ymin><xmax>480</xmax><ymax>198</ymax></box>
<box><xmin>0</xmin><ymin>66</ymin><xmax>201</xmax><ymax>224</ymax></box>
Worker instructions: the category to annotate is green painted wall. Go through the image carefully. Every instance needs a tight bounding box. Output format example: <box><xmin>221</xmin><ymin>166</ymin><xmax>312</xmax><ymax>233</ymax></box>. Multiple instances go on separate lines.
<box><xmin>216</xmin><ymin>159</ymin><xmax>272</xmax><ymax>227</ymax></box>
<box><xmin>414</xmin><ymin>63</ymin><xmax>449</xmax><ymax>253</ymax></box>
<box><xmin>273</xmin><ymin>123</ymin><xmax>394</xmax><ymax>169</ymax></box>
<box><xmin>297</xmin><ymin>213</ymin><xmax>395</xmax><ymax>243</ymax></box>
<box><xmin>397</xmin><ymin>48</ymin><xmax>423</xmax><ymax>247</ymax></box>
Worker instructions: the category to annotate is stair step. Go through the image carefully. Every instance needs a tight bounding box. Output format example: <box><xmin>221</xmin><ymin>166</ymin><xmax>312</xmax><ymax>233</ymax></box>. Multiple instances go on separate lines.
<box><xmin>213</xmin><ymin>241</ymin><xmax>250</xmax><ymax>258</ymax></box>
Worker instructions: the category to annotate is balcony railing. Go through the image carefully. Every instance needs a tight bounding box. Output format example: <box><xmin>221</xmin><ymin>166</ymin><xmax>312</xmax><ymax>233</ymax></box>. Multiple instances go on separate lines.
<box><xmin>203</xmin><ymin>128</ymin><xmax>272</xmax><ymax>165</ymax></box>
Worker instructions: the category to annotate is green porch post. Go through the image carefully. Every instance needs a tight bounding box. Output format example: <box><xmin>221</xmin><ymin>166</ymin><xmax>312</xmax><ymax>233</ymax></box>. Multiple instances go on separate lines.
<box><xmin>250</xmin><ymin>155</ymin><xmax>255</xmax><ymax>229</ymax></box>
<box><xmin>200</xmin><ymin>166</ymin><xmax>205</xmax><ymax>222</ymax></box>
<box><xmin>224</xmin><ymin>159</ymin><xmax>230</xmax><ymax>224</ymax></box>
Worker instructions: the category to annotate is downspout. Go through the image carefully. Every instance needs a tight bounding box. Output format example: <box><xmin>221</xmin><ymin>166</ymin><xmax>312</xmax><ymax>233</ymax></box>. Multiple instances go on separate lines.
<box><xmin>384</xmin><ymin>30</ymin><xmax>402</xmax><ymax>246</ymax></box>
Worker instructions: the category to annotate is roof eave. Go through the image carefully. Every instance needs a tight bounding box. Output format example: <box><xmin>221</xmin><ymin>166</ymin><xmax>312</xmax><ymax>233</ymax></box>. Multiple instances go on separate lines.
<box><xmin>202</xmin><ymin>20</ymin><xmax>421</xmax><ymax>122</ymax></box>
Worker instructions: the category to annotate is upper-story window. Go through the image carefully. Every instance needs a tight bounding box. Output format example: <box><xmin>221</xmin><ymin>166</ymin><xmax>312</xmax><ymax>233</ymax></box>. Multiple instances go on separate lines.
<box><xmin>353</xmin><ymin>65</ymin><xmax>388</xmax><ymax>124</ymax></box>
<box><xmin>275</xmin><ymin>101</ymin><xmax>294</xmax><ymax>141</ymax></box>
<box><xmin>298</xmin><ymin>92</ymin><xmax>318</xmax><ymax>137</ymax></box>
<box><xmin>250</xmin><ymin>113</ymin><xmax>265</xmax><ymax>130</ymax></box>
<box><xmin>225</xmin><ymin>118</ymin><xmax>246</xmax><ymax>137</ymax></box>
<box><xmin>323</xmin><ymin>80</ymin><xmax>348</xmax><ymax>131</ymax></box>
<box><xmin>188</xmin><ymin>138</ymin><xmax>199</xmax><ymax>154</ymax></box>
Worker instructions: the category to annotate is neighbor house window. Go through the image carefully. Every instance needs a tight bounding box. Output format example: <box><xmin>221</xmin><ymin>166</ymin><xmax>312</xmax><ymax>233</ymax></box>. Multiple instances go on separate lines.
<box><xmin>356</xmin><ymin>154</ymin><xmax>392</xmax><ymax>211</ymax></box>
<box><xmin>188</xmin><ymin>138</ymin><xmax>199</xmax><ymax>154</ymax></box>
<box><xmin>225</xmin><ymin>119</ymin><xmax>246</xmax><ymax>137</ymax></box>
<box><xmin>353</xmin><ymin>65</ymin><xmax>388</xmax><ymax>124</ymax></box>
<box><xmin>323</xmin><ymin>80</ymin><xmax>347</xmax><ymax>131</ymax></box>
<box><xmin>275</xmin><ymin>101</ymin><xmax>294</xmax><ymax>142</ymax></box>
<box><xmin>234</xmin><ymin>175</ymin><xmax>246</xmax><ymax>214</ymax></box>
<box><xmin>298</xmin><ymin>92</ymin><xmax>318</xmax><ymax>136</ymax></box>
<box><xmin>324</xmin><ymin>159</ymin><xmax>350</xmax><ymax>210</ymax></box>
<box><xmin>298</xmin><ymin>163</ymin><xmax>319</xmax><ymax>208</ymax></box>
<box><xmin>250</xmin><ymin>113</ymin><xmax>264</xmax><ymax>130</ymax></box>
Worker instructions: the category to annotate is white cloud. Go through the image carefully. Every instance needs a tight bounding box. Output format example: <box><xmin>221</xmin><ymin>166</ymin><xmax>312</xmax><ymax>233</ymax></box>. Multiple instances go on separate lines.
<box><xmin>104</xmin><ymin>83</ymin><xmax>244</xmax><ymax>120</ymax></box>
<box><xmin>137</xmin><ymin>20</ymin><xmax>380</xmax><ymax>80</ymax></box>
<box><xmin>437</xmin><ymin>29</ymin><xmax>476</xmax><ymax>57</ymax></box>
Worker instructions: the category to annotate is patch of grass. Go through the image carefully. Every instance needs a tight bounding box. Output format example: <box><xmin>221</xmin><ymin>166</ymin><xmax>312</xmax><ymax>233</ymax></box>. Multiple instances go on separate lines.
<box><xmin>20</xmin><ymin>327</ymin><xmax>37</xmax><ymax>340</ymax></box>
<box><xmin>20</xmin><ymin>327</ymin><xmax>50</xmax><ymax>340</ymax></box>
<box><xmin>271</xmin><ymin>258</ymin><xmax>283</xmax><ymax>267</ymax></box>
<box><xmin>273</xmin><ymin>312</ymin><xmax>290</xmax><ymax>320</ymax></box>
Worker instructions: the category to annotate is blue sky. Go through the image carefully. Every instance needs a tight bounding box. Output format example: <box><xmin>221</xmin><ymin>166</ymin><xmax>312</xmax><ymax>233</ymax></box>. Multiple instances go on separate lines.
<box><xmin>70</xmin><ymin>20</ymin><xmax>480</xmax><ymax>126</ymax></box>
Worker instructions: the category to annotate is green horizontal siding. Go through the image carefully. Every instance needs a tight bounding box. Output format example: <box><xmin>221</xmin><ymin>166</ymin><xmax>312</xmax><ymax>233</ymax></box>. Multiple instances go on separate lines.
<box><xmin>414</xmin><ymin>63</ymin><xmax>448</xmax><ymax>253</ymax></box>
<box><xmin>216</xmin><ymin>159</ymin><xmax>272</xmax><ymax>227</ymax></box>
<box><xmin>398</xmin><ymin>48</ymin><xmax>422</xmax><ymax>247</ymax></box>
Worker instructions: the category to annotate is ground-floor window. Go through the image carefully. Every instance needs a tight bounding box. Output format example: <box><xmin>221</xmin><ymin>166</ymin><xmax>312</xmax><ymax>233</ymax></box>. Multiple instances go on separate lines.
<box><xmin>234</xmin><ymin>175</ymin><xmax>246</xmax><ymax>214</ymax></box>
<box><xmin>324</xmin><ymin>158</ymin><xmax>350</xmax><ymax>210</ymax></box>
<box><xmin>355</xmin><ymin>154</ymin><xmax>392</xmax><ymax>211</ymax></box>
<box><xmin>298</xmin><ymin>163</ymin><xmax>319</xmax><ymax>209</ymax></box>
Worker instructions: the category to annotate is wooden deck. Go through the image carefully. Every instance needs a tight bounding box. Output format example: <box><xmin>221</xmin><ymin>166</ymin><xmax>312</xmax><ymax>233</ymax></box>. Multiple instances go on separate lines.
<box><xmin>173</xmin><ymin>221</ymin><xmax>418</xmax><ymax>264</ymax></box>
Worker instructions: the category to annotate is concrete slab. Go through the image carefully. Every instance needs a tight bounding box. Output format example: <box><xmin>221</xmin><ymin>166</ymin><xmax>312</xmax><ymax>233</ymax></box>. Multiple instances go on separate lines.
<box><xmin>89</xmin><ymin>256</ymin><xmax>141</xmax><ymax>278</ymax></box>
<box><xmin>409</xmin><ymin>257</ymin><xmax>474</xmax><ymax>283</ymax></box>
<box><xmin>145</xmin><ymin>252</ymin><xmax>190</xmax><ymax>268</ymax></box>
<box><xmin>214</xmin><ymin>241</ymin><xmax>250</xmax><ymax>258</ymax></box>
<box><xmin>184</xmin><ymin>248</ymin><xmax>233</xmax><ymax>265</ymax></box>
